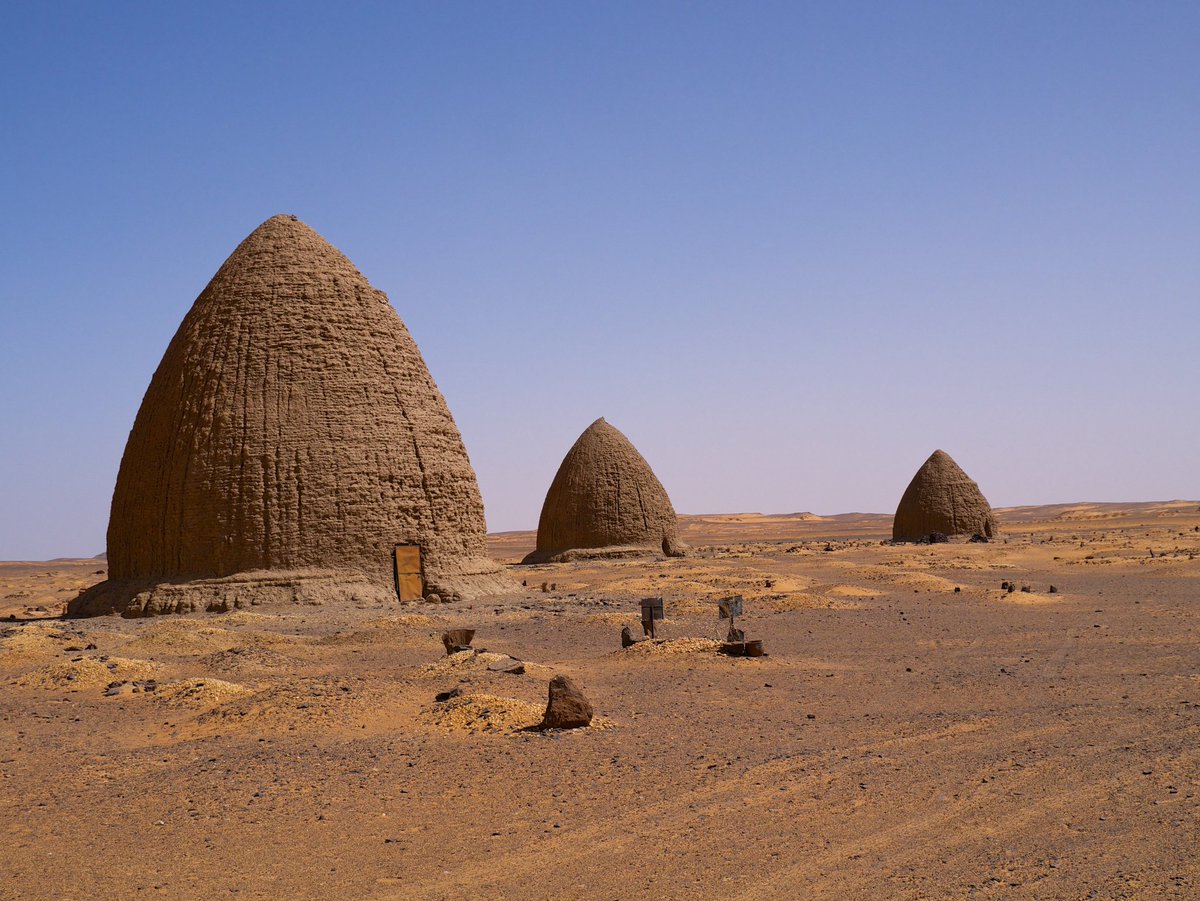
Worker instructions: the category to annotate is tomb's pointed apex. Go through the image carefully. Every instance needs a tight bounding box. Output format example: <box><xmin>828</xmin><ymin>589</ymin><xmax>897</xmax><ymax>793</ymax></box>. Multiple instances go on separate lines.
<box><xmin>917</xmin><ymin>450</ymin><xmax>969</xmax><ymax>480</ymax></box>
<box><xmin>233</xmin><ymin>214</ymin><xmax>333</xmax><ymax>254</ymax></box>
<box><xmin>209</xmin><ymin>214</ymin><xmax>367</xmax><ymax>291</ymax></box>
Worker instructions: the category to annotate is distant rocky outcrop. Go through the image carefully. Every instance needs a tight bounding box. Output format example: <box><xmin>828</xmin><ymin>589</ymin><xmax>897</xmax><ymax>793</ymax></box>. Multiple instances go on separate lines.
<box><xmin>522</xmin><ymin>418</ymin><xmax>686</xmax><ymax>564</ymax></box>
<box><xmin>893</xmin><ymin>450</ymin><xmax>997</xmax><ymax>542</ymax></box>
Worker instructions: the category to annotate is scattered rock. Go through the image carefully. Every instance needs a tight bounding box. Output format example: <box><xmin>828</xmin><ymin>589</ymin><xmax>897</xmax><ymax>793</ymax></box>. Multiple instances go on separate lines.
<box><xmin>620</xmin><ymin>625</ymin><xmax>640</xmax><ymax>648</ymax></box>
<box><xmin>105</xmin><ymin>679</ymin><xmax>158</xmax><ymax>697</ymax></box>
<box><xmin>719</xmin><ymin>639</ymin><xmax>765</xmax><ymax>657</ymax></box>
<box><xmin>435</xmin><ymin>687</ymin><xmax>461</xmax><ymax>703</ymax></box>
<box><xmin>1049</xmin><ymin>585</ymin><xmax>1058</xmax><ymax>594</ymax></box>
<box><xmin>442</xmin><ymin>629</ymin><xmax>475</xmax><ymax>654</ymax></box>
<box><xmin>486</xmin><ymin>657</ymin><xmax>525</xmax><ymax>675</ymax></box>
<box><xmin>538</xmin><ymin>675</ymin><xmax>593</xmax><ymax>730</ymax></box>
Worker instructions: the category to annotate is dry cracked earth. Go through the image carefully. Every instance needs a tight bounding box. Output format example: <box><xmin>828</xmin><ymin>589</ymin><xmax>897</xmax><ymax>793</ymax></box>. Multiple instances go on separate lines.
<box><xmin>2</xmin><ymin>501</ymin><xmax>1198</xmax><ymax>900</ymax></box>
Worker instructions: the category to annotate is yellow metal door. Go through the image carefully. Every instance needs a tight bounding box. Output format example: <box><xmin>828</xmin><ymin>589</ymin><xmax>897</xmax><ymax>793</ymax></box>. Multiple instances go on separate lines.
<box><xmin>393</xmin><ymin>545</ymin><xmax>423</xmax><ymax>601</ymax></box>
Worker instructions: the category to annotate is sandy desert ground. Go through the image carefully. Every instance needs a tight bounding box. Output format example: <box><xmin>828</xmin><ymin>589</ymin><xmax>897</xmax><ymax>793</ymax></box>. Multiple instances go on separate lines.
<box><xmin>2</xmin><ymin>501</ymin><xmax>1198</xmax><ymax>900</ymax></box>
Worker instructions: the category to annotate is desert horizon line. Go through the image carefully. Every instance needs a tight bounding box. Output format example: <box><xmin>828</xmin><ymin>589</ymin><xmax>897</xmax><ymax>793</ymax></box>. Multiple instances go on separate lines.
<box><xmin>15</xmin><ymin>497</ymin><xmax>1196</xmax><ymax>562</ymax></box>
<box><xmin>486</xmin><ymin>497</ymin><xmax>1199</xmax><ymax>535</ymax></box>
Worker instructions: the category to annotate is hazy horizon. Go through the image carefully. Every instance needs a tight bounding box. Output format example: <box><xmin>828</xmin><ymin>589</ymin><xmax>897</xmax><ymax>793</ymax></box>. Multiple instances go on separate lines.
<box><xmin>2</xmin><ymin>3</ymin><xmax>1197</xmax><ymax>560</ymax></box>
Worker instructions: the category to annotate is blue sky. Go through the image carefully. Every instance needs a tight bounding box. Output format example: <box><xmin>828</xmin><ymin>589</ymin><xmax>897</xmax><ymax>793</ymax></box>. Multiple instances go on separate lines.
<box><xmin>1</xmin><ymin>1</ymin><xmax>1197</xmax><ymax>558</ymax></box>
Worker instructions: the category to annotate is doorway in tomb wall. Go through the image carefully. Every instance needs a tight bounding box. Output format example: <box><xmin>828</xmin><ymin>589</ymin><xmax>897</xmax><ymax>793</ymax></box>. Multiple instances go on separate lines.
<box><xmin>392</xmin><ymin>545</ymin><xmax>424</xmax><ymax>601</ymax></box>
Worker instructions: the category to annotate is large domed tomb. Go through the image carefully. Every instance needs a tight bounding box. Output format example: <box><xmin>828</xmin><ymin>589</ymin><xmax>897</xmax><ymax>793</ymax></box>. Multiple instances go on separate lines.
<box><xmin>892</xmin><ymin>449</ymin><xmax>998</xmax><ymax>542</ymax></box>
<box><xmin>71</xmin><ymin>215</ymin><xmax>510</xmax><ymax>616</ymax></box>
<box><xmin>522</xmin><ymin>417</ymin><xmax>686</xmax><ymax>564</ymax></box>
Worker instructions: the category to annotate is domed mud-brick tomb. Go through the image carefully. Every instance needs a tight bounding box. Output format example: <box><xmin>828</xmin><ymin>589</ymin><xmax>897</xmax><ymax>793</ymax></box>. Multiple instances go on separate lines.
<box><xmin>892</xmin><ymin>449</ymin><xmax>998</xmax><ymax>542</ymax></box>
<box><xmin>71</xmin><ymin>214</ymin><xmax>509</xmax><ymax>617</ymax></box>
<box><xmin>522</xmin><ymin>418</ymin><xmax>686</xmax><ymax>564</ymax></box>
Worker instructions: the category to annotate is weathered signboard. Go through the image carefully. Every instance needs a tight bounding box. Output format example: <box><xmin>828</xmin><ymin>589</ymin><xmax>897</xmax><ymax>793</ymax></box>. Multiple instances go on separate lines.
<box><xmin>718</xmin><ymin>595</ymin><xmax>743</xmax><ymax>619</ymax></box>
<box><xmin>640</xmin><ymin>596</ymin><xmax>664</xmax><ymax>639</ymax></box>
<box><xmin>393</xmin><ymin>545</ymin><xmax>423</xmax><ymax>602</ymax></box>
<box><xmin>640</xmin><ymin>597</ymin><xmax>664</xmax><ymax>621</ymax></box>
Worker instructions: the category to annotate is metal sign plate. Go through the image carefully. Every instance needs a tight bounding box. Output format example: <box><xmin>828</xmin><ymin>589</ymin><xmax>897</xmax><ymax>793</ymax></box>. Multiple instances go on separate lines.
<box><xmin>393</xmin><ymin>545</ymin><xmax>423</xmax><ymax>602</ymax></box>
<box><xmin>640</xmin><ymin>597</ymin><xmax>664</xmax><ymax>621</ymax></box>
<box><xmin>718</xmin><ymin>595</ymin><xmax>743</xmax><ymax>619</ymax></box>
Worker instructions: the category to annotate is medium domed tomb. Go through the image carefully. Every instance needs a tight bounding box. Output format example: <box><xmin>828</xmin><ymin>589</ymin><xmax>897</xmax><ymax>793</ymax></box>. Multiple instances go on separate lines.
<box><xmin>522</xmin><ymin>418</ymin><xmax>686</xmax><ymax>564</ymax></box>
<box><xmin>71</xmin><ymin>215</ymin><xmax>509</xmax><ymax>616</ymax></box>
<box><xmin>892</xmin><ymin>449</ymin><xmax>998</xmax><ymax>542</ymax></box>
